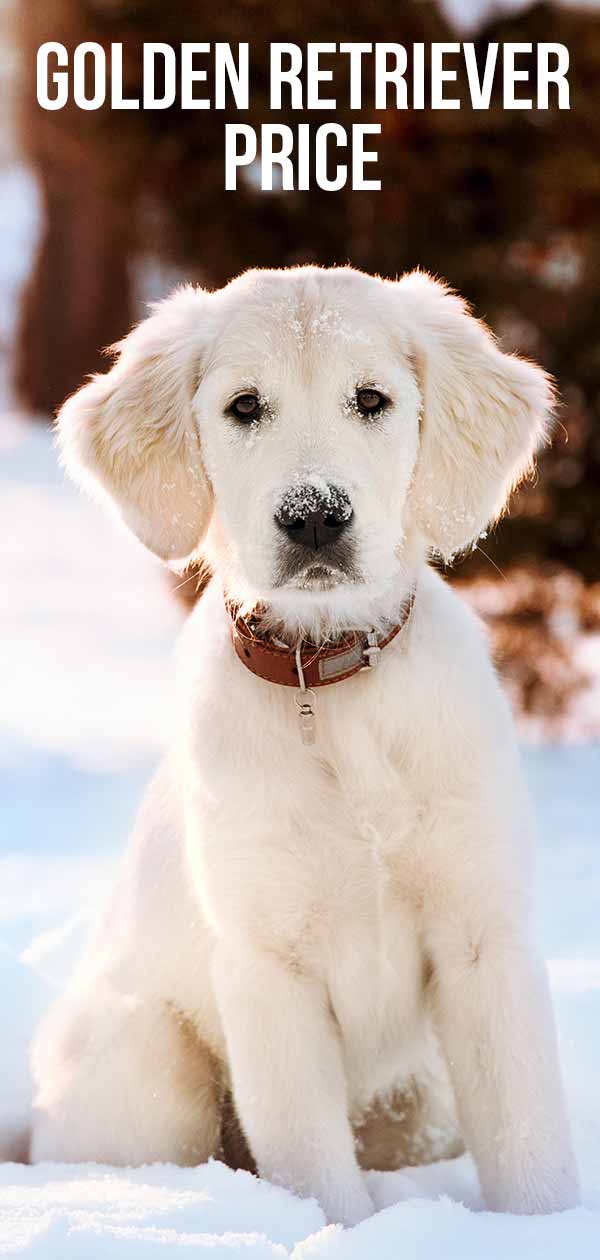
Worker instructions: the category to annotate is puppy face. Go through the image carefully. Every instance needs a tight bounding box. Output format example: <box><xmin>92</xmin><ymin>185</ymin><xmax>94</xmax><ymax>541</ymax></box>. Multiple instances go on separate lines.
<box><xmin>58</xmin><ymin>266</ymin><xmax>552</xmax><ymax>618</ymax></box>
<box><xmin>195</xmin><ymin>269</ymin><xmax>421</xmax><ymax>606</ymax></box>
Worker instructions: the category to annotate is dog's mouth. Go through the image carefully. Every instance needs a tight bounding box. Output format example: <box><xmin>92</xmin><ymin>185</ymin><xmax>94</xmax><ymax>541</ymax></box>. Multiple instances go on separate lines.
<box><xmin>290</xmin><ymin>563</ymin><xmax>348</xmax><ymax>591</ymax></box>
<box><xmin>274</xmin><ymin>543</ymin><xmax>361</xmax><ymax>591</ymax></box>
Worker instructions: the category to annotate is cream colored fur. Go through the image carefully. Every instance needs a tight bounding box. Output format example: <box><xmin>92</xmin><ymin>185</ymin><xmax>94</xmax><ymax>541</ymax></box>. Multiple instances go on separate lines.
<box><xmin>31</xmin><ymin>266</ymin><xmax>578</xmax><ymax>1226</ymax></box>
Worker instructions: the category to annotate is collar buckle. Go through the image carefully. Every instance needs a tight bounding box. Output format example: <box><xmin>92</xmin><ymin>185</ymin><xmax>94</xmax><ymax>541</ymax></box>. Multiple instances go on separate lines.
<box><xmin>362</xmin><ymin>631</ymin><xmax>381</xmax><ymax>670</ymax></box>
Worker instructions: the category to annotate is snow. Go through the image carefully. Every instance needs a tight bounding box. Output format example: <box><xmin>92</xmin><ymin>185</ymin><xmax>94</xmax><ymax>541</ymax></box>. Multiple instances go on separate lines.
<box><xmin>0</xmin><ymin>1161</ymin><xmax>323</xmax><ymax>1256</ymax></box>
<box><xmin>1</xmin><ymin>1165</ymin><xmax>600</xmax><ymax>1260</ymax></box>
<box><xmin>0</xmin><ymin>416</ymin><xmax>181</xmax><ymax>773</ymax></box>
<box><xmin>0</xmin><ymin>419</ymin><xmax>599</xmax><ymax>1255</ymax></box>
<box><xmin>0</xmin><ymin>165</ymin><xmax>41</xmax><ymax>404</ymax></box>
<box><xmin>274</xmin><ymin>479</ymin><xmax>353</xmax><ymax>523</ymax></box>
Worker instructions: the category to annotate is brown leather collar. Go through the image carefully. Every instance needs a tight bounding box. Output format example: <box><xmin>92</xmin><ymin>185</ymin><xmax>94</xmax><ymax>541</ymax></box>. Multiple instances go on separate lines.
<box><xmin>228</xmin><ymin>591</ymin><xmax>415</xmax><ymax>689</ymax></box>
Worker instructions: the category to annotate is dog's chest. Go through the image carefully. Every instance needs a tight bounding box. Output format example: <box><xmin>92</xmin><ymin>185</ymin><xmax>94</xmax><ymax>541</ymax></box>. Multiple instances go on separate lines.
<box><xmin>320</xmin><ymin>774</ymin><xmax>426</xmax><ymax>1058</ymax></box>
<box><xmin>323</xmin><ymin>847</ymin><xmax>426</xmax><ymax>1089</ymax></box>
<box><xmin>192</xmin><ymin>664</ymin><xmax>430</xmax><ymax>1083</ymax></box>
<box><xmin>200</xmin><ymin>733</ymin><xmax>427</xmax><ymax>1069</ymax></box>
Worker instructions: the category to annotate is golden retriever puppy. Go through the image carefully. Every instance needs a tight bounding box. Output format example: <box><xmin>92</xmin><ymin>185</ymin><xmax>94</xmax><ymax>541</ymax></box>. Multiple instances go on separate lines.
<box><xmin>31</xmin><ymin>267</ymin><xmax>579</xmax><ymax>1226</ymax></box>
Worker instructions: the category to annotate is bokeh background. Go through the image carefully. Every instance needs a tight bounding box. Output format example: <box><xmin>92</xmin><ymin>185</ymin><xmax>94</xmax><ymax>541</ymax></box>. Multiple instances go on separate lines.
<box><xmin>3</xmin><ymin>0</ymin><xmax>599</xmax><ymax>738</ymax></box>
<box><xmin>0</xmin><ymin>2</ymin><xmax>600</xmax><ymax>1230</ymax></box>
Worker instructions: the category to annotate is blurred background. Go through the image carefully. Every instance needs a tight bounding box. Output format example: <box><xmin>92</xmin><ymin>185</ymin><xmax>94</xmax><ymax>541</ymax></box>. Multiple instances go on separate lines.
<box><xmin>0</xmin><ymin>0</ymin><xmax>599</xmax><ymax>1164</ymax></box>
<box><xmin>2</xmin><ymin>0</ymin><xmax>599</xmax><ymax>742</ymax></box>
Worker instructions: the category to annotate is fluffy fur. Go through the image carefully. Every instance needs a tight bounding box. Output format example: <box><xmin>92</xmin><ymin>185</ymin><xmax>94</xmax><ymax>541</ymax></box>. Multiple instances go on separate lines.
<box><xmin>31</xmin><ymin>266</ymin><xmax>578</xmax><ymax>1226</ymax></box>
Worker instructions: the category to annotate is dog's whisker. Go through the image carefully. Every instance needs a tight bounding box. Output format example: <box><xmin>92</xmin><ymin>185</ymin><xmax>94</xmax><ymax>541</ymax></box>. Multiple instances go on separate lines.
<box><xmin>171</xmin><ymin>568</ymin><xmax>204</xmax><ymax>596</ymax></box>
<box><xmin>474</xmin><ymin>544</ymin><xmax>508</xmax><ymax>582</ymax></box>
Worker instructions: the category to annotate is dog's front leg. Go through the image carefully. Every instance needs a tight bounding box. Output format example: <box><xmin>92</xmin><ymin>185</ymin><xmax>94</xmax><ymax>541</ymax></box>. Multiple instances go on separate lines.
<box><xmin>212</xmin><ymin>948</ymin><xmax>373</xmax><ymax>1227</ymax></box>
<box><xmin>423</xmin><ymin>883</ymin><xmax>579</xmax><ymax>1214</ymax></box>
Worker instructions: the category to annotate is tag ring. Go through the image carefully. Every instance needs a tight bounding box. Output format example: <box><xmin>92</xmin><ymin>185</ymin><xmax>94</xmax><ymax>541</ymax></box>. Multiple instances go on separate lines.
<box><xmin>294</xmin><ymin>688</ymin><xmax>316</xmax><ymax>712</ymax></box>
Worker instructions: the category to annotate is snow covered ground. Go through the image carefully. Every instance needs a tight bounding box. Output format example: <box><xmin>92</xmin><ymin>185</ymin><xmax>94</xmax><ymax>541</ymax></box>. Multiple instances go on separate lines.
<box><xmin>0</xmin><ymin>418</ymin><xmax>599</xmax><ymax>1255</ymax></box>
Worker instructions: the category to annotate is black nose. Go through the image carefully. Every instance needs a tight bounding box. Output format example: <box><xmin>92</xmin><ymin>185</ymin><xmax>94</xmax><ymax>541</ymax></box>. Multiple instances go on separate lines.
<box><xmin>275</xmin><ymin>483</ymin><xmax>354</xmax><ymax>553</ymax></box>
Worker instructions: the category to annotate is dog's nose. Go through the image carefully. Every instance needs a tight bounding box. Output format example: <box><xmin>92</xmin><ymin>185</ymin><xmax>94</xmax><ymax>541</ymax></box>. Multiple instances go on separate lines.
<box><xmin>275</xmin><ymin>484</ymin><xmax>353</xmax><ymax>552</ymax></box>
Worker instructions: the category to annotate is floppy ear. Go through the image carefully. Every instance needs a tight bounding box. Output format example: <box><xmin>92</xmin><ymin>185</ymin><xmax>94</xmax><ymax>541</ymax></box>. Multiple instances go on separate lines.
<box><xmin>56</xmin><ymin>286</ymin><xmax>213</xmax><ymax>561</ymax></box>
<box><xmin>395</xmin><ymin>272</ymin><xmax>553</xmax><ymax>560</ymax></box>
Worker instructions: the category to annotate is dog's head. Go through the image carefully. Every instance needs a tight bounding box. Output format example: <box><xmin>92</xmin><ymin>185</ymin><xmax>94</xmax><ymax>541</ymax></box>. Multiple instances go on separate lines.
<box><xmin>58</xmin><ymin>266</ymin><xmax>552</xmax><ymax>616</ymax></box>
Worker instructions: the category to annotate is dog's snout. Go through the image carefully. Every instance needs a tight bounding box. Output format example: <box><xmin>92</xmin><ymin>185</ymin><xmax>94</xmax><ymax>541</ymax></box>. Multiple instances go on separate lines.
<box><xmin>275</xmin><ymin>483</ymin><xmax>353</xmax><ymax>553</ymax></box>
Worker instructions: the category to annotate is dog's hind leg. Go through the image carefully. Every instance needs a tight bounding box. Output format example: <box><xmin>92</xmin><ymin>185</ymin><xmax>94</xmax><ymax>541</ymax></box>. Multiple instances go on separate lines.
<box><xmin>30</xmin><ymin>992</ymin><xmax>222</xmax><ymax>1167</ymax></box>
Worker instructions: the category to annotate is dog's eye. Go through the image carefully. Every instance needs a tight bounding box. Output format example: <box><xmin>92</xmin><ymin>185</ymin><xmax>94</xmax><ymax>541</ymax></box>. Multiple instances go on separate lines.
<box><xmin>355</xmin><ymin>388</ymin><xmax>389</xmax><ymax>416</ymax></box>
<box><xmin>229</xmin><ymin>393</ymin><xmax>260</xmax><ymax>423</ymax></box>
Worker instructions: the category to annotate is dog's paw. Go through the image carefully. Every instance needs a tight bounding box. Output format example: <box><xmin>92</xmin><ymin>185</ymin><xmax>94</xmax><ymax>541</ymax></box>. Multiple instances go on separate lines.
<box><xmin>323</xmin><ymin>1182</ymin><xmax>374</xmax><ymax>1228</ymax></box>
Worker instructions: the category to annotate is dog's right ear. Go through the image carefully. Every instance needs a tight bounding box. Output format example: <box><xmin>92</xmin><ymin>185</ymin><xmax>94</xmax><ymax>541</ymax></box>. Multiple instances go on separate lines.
<box><xmin>57</xmin><ymin>286</ymin><xmax>213</xmax><ymax>561</ymax></box>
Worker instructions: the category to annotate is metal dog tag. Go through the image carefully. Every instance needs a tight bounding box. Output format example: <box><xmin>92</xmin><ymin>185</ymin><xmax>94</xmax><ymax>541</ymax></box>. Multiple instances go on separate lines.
<box><xmin>295</xmin><ymin>643</ymin><xmax>317</xmax><ymax>744</ymax></box>
<box><xmin>295</xmin><ymin>691</ymin><xmax>317</xmax><ymax>745</ymax></box>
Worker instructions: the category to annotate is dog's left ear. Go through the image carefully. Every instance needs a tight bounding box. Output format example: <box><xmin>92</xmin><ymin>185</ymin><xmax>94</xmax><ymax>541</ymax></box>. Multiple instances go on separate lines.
<box><xmin>394</xmin><ymin>272</ymin><xmax>553</xmax><ymax>559</ymax></box>
<box><xmin>57</xmin><ymin>286</ymin><xmax>213</xmax><ymax>562</ymax></box>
